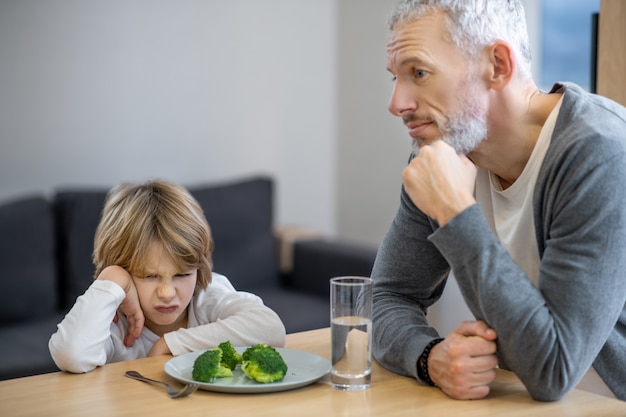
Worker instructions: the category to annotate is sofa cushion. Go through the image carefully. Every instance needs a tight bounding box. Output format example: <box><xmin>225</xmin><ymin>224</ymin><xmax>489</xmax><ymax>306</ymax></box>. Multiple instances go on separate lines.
<box><xmin>290</xmin><ymin>239</ymin><xmax>377</xmax><ymax>297</ymax></box>
<box><xmin>54</xmin><ymin>190</ymin><xmax>108</xmax><ymax>310</ymax></box>
<box><xmin>0</xmin><ymin>197</ymin><xmax>57</xmax><ymax>323</ymax></box>
<box><xmin>0</xmin><ymin>314</ymin><xmax>64</xmax><ymax>379</ymax></box>
<box><xmin>251</xmin><ymin>288</ymin><xmax>329</xmax><ymax>333</ymax></box>
<box><xmin>190</xmin><ymin>176</ymin><xmax>278</xmax><ymax>291</ymax></box>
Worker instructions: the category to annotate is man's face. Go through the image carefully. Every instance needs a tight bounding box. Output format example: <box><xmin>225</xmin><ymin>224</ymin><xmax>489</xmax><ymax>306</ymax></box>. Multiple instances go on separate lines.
<box><xmin>386</xmin><ymin>12</ymin><xmax>488</xmax><ymax>155</ymax></box>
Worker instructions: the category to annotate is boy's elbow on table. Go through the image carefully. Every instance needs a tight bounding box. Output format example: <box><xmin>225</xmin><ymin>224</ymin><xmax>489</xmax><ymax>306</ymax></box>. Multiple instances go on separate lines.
<box><xmin>48</xmin><ymin>335</ymin><xmax>102</xmax><ymax>374</ymax></box>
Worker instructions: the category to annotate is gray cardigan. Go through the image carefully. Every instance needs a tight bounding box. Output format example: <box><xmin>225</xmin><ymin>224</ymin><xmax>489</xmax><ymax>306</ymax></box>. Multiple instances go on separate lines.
<box><xmin>371</xmin><ymin>82</ymin><xmax>626</xmax><ymax>401</ymax></box>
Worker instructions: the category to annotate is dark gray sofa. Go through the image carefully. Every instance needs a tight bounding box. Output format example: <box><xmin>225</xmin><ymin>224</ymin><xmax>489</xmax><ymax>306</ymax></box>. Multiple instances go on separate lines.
<box><xmin>0</xmin><ymin>176</ymin><xmax>377</xmax><ymax>380</ymax></box>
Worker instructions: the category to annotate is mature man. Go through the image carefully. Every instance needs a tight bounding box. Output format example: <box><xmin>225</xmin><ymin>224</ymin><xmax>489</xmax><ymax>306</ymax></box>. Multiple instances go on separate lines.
<box><xmin>372</xmin><ymin>0</ymin><xmax>626</xmax><ymax>401</ymax></box>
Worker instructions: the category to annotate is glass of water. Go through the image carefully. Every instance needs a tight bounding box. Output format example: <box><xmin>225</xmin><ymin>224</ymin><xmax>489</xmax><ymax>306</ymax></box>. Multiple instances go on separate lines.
<box><xmin>330</xmin><ymin>276</ymin><xmax>373</xmax><ymax>391</ymax></box>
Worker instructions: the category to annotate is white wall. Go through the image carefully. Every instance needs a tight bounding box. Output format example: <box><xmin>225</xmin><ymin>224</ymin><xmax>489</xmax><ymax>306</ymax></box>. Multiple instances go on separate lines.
<box><xmin>0</xmin><ymin>0</ymin><xmax>544</xmax><ymax>336</ymax></box>
<box><xmin>0</xmin><ymin>0</ymin><xmax>336</xmax><ymax>235</ymax></box>
<box><xmin>336</xmin><ymin>0</ymin><xmax>410</xmax><ymax>247</ymax></box>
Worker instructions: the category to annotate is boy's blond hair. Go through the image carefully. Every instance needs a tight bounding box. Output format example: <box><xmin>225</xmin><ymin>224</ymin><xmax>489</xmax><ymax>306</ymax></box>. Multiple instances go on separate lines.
<box><xmin>93</xmin><ymin>180</ymin><xmax>213</xmax><ymax>290</ymax></box>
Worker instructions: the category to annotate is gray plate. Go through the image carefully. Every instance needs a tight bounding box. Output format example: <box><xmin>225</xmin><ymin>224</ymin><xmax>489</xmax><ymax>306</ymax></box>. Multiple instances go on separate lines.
<box><xmin>164</xmin><ymin>347</ymin><xmax>331</xmax><ymax>393</ymax></box>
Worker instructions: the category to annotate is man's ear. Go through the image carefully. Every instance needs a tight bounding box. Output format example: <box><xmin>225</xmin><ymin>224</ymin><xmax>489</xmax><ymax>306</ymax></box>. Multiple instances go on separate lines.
<box><xmin>487</xmin><ymin>41</ymin><xmax>514</xmax><ymax>90</ymax></box>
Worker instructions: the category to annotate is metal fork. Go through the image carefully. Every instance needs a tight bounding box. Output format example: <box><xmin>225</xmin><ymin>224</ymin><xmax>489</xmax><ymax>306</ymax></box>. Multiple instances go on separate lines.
<box><xmin>125</xmin><ymin>370</ymin><xmax>199</xmax><ymax>398</ymax></box>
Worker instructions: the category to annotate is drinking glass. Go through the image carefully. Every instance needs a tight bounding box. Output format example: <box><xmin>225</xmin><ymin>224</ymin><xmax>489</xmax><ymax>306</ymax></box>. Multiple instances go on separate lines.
<box><xmin>330</xmin><ymin>276</ymin><xmax>373</xmax><ymax>391</ymax></box>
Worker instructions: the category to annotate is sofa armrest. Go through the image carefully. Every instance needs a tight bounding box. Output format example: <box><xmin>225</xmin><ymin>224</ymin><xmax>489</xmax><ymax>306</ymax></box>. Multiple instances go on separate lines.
<box><xmin>287</xmin><ymin>239</ymin><xmax>378</xmax><ymax>297</ymax></box>
<box><xmin>275</xmin><ymin>226</ymin><xmax>324</xmax><ymax>275</ymax></box>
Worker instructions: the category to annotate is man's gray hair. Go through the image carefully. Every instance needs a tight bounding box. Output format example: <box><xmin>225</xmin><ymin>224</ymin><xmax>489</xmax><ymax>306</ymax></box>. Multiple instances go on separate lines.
<box><xmin>388</xmin><ymin>0</ymin><xmax>532</xmax><ymax>80</ymax></box>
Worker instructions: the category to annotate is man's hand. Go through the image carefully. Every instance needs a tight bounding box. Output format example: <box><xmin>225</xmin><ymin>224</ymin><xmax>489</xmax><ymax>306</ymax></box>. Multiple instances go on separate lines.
<box><xmin>428</xmin><ymin>320</ymin><xmax>498</xmax><ymax>400</ymax></box>
<box><xmin>403</xmin><ymin>140</ymin><xmax>477</xmax><ymax>225</ymax></box>
<box><xmin>98</xmin><ymin>265</ymin><xmax>144</xmax><ymax>347</ymax></box>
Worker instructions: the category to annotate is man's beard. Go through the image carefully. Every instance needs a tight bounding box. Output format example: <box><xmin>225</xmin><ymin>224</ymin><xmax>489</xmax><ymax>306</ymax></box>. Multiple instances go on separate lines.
<box><xmin>411</xmin><ymin>80</ymin><xmax>488</xmax><ymax>155</ymax></box>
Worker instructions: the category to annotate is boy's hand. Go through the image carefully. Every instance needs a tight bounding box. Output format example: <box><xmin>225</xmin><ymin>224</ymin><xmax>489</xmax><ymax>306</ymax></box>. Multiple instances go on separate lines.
<box><xmin>98</xmin><ymin>265</ymin><xmax>144</xmax><ymax>347</ymax></box>
<box><xmin>147</xmin><ymin>337</ymin><xmax>171</xmax><ymax>357</ymax></box>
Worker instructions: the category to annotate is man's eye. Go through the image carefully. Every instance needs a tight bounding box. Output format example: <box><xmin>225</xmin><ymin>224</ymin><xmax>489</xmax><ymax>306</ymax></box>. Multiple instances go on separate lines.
<box><xmin>391</xmin><ymin>75</ymin><xmax>397</xmax><ymax>82</ymax></box>
<box><xmin>415</xmin><ymin>69</ymin><xmax>427</xmax><ymax>79</ymax></box>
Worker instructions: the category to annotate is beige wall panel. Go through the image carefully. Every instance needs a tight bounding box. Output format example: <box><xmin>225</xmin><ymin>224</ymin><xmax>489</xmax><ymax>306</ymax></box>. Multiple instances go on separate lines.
<box><xmin>597</xmin><ymin>0</ymin><xmax>626</xmax><ymax>105</ymax></box>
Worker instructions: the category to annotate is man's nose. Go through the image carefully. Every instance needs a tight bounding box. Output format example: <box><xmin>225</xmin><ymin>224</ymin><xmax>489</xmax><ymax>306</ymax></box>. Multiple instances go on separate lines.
<box><xmin>388</xmin><ymin>81</ymin><xmax>417</xmax><ymax>117</ymax></box>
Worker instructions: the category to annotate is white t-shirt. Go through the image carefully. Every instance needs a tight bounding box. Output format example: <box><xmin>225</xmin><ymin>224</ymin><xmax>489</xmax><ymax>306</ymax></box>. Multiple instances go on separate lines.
<box><xmin>474</xmin><ymin>98</ymin><xmax>562</xmax><ymax>286</ymax></box>
<box><xmin>49</xmin><ymin>272</ymin><xmax>286</xmax><ymax>373</ymax></box>
<box><xmin>474</xmin><ymin>96</ymin><xmax>614</xmax><ymax>398</ymax></box>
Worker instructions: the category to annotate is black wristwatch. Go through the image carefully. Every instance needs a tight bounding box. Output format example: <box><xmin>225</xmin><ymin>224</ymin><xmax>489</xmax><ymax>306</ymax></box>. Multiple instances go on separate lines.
<box><xmin>417</xmin><ymin>338</ymin><xmax>444</xmax><ymax>387</ymax></box>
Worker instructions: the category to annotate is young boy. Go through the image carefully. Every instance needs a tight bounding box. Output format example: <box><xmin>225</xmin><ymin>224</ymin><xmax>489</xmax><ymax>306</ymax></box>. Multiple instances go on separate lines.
<box><xmin>49</xmin><ymin>180</ymin><xmax>286</xmax><ymax>373</ymax></box>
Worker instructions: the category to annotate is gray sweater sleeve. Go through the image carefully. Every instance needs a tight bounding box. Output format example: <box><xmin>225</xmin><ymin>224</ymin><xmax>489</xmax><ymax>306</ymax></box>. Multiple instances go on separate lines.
<box><xmin>430</xmin><ymin>137</ymin><xmax>626</xmax><ymax>401</ymax></box>
<box><xmin>372</xmin><ymin>84</ymin><xmax>626</xmax><ymax>401</ymax></box>
<box><xmin>371</xmin><ymin>186</ymin><xmax>450</xmax><ymax>382</ymax></box>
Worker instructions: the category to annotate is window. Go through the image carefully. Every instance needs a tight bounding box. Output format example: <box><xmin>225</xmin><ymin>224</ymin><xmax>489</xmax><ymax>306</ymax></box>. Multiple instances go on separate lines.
<box><xmin>539</xmin><ymin>0</ymin><xmax>600</xmax><ymax>92</ymax></box>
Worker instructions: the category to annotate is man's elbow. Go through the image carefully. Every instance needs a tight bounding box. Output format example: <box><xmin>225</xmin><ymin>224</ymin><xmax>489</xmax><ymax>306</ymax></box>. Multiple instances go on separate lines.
<box><xmin>525</xmin><ymin>380</ymin><xmax>575</xmax><ymax>402</ymax></box>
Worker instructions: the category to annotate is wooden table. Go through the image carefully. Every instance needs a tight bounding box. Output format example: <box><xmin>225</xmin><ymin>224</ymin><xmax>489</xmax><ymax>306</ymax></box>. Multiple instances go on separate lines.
<box><xmin>1</xmin><ymin>328</ymin><xmax>624</xmax><ymax>417</ymax></box>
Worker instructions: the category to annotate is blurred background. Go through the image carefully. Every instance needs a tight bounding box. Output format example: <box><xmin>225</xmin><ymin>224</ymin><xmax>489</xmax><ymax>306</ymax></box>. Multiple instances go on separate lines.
<box><xmin>0</xmin><ymin>0</ymin><xmax>599</xmax><ymax>334</ymax></box>
<box><xmin>0</xmin><ymin>0</ymin><xmax>407</xmax><ymax>247</ymax></box>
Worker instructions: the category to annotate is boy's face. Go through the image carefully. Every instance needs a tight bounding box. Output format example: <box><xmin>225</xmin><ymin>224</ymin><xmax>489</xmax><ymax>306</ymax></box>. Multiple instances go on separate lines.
<box><xmin>132</xmin><ymin>241</ymin><xmax>198</xmax><ymax>336</ymax></box>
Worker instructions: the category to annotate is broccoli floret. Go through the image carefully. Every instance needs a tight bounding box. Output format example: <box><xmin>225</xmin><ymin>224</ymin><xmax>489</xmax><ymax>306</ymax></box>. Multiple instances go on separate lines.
<box><xmin>241</xmin><ymin>344</ymin><xmax>288</xmax><ymax>383</ymax></box>
<box><xmin>192</xmin><ymin>348</ymin><xmax>232</xmax><ymax>382</ymax></box>
<box><xmin>218</xmin><ymin>340</ymin><xmax>243</xmax><ymax>370</ymax></box>
<box><xmin>215</xmin><ymin>364</ymin><xmax>233</xmax><ymax>378</ymax></box>
<box><xmin>192</xmin><ymin>349</ymin><xmax>221</xmax><ymax>382</ymax></box>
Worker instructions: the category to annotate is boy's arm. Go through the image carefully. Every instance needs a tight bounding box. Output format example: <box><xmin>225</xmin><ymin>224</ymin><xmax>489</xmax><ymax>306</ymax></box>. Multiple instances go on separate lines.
<box><xmin>48</xmin><ymin>279</ymin><xmax>125</xmax><ymax>373</ymax></box>
<box><xmin>164</xmin><ymin>274</ymin><xmax>286</xmax><ymax>355</ymax></box>
<box><xmin>99</xmin><ymin>266</ymin><xmax>144</xmax><ymax>347</ymax></box>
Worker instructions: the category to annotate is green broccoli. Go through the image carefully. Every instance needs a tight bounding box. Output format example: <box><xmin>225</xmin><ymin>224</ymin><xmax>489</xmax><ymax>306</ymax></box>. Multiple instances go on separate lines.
<box><xmin>218</xmin><ymin>340</ymin><xmax>243</xmax><ymax>370</ymax></box>
<box><xmin>192</xmin><ymin>348</ymin><xmax>233</xmax><ymax>382</ymax></box>
<box><xmin>241</xmin><ymin>344</ymin><xmax>288</xmax><ymax>383</ymax></box>
<box><xmin>215</xmin><ymin>364</ymin><xmax>232</xmax><ymax>378</ymax></box>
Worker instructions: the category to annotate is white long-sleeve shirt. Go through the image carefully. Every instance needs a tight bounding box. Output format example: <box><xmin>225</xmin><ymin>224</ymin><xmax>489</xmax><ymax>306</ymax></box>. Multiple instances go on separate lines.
<box><xmin>49</xmin><ymin>273</ymin><xmax>286</xmax><ymax>373</ymax></box>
